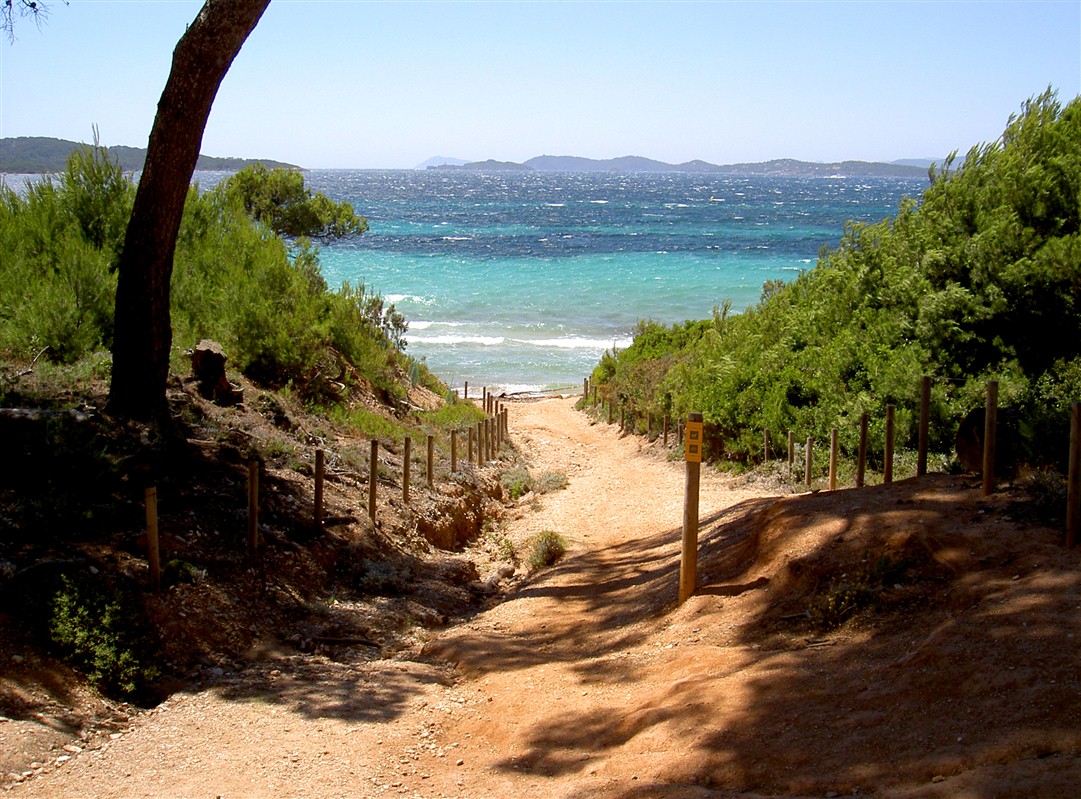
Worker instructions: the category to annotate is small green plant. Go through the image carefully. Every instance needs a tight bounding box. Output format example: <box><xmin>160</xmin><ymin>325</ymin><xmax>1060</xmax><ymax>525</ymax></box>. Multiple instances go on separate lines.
<box><xmin>526</xmin><ymin>530</ymin><xmax>566</xmax><ymax>572</ymax></box>
<box><xmin>501</xmin><ymin>467</ymin><xmax>534</xmax><ymax>500</ymax></box>
<box><xmin>484</xmin><ymin>530</ymin><xmax>518</xmax><ymax>564</ymax></box>
<box><xmin>808</xmin><ymin>553</ymin><xmax>909</xmax><ymax>630</ymax></box>
<box><xmin>262</xmin><ymin>435</ymin><xmax>294</xmax><ymax>460</ymax></box>
<box><xmin>1017</xmin><ymin>464</ymin><xmax>1067</xmax><ymax>520</ymax></box>
<box><xmin>328</xmin><ymin>405</ymin><xmax>410</xmax><ymax>443</ymax></box>
<box><xmin>534</xmin><ymin>471</ymin><xmax>569</xmax><ymax>494</ymax></box>
<box><xmin>48</xmin><ymin>574</ymin><xmax>160</xmax><ymax>699</ymax></box>
<box><xmin>163</xmin><ymin>559</ymin><xmax>206</xmax><ymax>586</ymax></box>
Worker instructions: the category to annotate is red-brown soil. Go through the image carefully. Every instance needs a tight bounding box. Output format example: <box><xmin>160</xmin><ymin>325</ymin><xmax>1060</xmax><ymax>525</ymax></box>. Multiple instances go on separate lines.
<box><xmin>3</xmin><ymin>396</ymin><xmax>1079</xmax><ymax>797</ymax></box>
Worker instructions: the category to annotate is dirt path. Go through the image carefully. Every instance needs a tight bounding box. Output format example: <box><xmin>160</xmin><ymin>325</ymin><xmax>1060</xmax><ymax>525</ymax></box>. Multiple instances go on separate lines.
<box><xmin>10</xmin><ymin>397</ymin><xmax>1080</xmax><ymax>798</ymax></box>
<box><xmin>8</xmin><ymin>397</ymin><xmax>770</xmax><ymax>798</ymax></box>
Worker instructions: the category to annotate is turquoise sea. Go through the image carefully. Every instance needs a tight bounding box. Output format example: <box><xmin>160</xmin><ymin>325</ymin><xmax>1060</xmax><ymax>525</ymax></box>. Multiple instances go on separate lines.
<box><xmin>304</xmin><ymin>170</ymin><xmax>926</xmax><ymax>394</ymax></box>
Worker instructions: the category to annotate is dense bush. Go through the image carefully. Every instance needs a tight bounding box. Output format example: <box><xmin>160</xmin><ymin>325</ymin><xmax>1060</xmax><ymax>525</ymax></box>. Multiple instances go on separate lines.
<box><xmin>592</xmin><ymin>90</ymin><xmax>1081</xmax><ymax>467</ymax></box>
<box><xmin>48</xmin><ymin>572</ymin><xmax>160</xmax><ymax>699</ymax></box>
<box><xmin>0</xmin><ymin>152</ymin><xmax>438</xmax><ymax>404</ymax></box>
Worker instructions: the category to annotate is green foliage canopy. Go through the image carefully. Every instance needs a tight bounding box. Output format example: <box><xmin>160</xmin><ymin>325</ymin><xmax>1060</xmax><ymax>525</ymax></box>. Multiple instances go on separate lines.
<box><xmin>592</xmin><ymin>90</ymin><xmax>1081</xmax><ymax>467</ymax></box>
<box><xmin>1</xmin><ymin>144</ymin><xmax>427</xmax><ymax>403</ymax></box>
<box><xmin>210</xmin><ymin>163</ymin><xmax>368</xmax><ymax>241</ymax></box>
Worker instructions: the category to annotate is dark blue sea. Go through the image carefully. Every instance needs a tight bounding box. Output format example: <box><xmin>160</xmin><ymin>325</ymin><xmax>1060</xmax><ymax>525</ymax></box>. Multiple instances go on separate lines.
<box><xmin>306</xmin><ymin>170</ymin><xmax>926</xmax><ymax>393</ymax></box>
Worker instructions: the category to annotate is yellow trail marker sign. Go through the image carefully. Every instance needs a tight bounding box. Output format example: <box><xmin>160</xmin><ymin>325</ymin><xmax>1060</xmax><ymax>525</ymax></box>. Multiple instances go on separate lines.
<box><xmin>685</xmin><ymin>420</ymin><xmax>704</xmax><ymax>463</ymax></box>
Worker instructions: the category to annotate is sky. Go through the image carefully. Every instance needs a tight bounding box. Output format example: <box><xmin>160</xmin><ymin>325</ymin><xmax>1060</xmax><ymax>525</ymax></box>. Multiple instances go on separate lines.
<box><xmin>2</xmin><ymin>0</ymin><xmax>1079</xmax><ymax>169</ymax></box>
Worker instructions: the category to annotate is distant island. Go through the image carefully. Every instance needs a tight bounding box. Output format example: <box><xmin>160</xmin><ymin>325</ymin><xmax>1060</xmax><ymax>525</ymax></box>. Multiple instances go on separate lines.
<box><xmin>0</xmin><ymin>136</ymin><xmax>301</xmax><ymax>174</ymax></box>
<box><xmin>430</xmin><ymin>154</ymin><xmax>935</xmax><ymax>178</ymax></box>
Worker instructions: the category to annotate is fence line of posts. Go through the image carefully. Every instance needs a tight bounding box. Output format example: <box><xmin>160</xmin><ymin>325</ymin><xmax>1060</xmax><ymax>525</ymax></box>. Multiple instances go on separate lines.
<box><xmin>141</xmin><ymin>383</ymin><xmax>511</xmax><ymax>590</ymax></box>
<box><xmin>580</xmin><ymin>374</ymin><xmax>1081</xmax><ymax>595</ymax></box>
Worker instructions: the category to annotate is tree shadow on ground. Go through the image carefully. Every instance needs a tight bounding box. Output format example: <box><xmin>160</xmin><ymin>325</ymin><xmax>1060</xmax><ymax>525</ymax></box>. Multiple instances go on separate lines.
<box><xmin>482</xmin><ymin>476</ymin><xmax>1081</xmax><ymax>798</ymax></box>
<box><xmin>427</xmin><ymin>498</ymin><xmax>779</xmax><ymax>677</ymax></box>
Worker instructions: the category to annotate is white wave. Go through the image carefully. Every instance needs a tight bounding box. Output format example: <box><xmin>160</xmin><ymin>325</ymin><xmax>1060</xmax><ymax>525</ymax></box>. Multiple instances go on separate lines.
<box><xmin>590</xmin><ymin>200</ymin><xmax>609</xmax><ymax>204</ymax></box>
<box><xmin>410</xmin><ymin>320</ymin><xmax>433</xmax><ymax>330</ymax></box>
<box><xmin>546</xmin><ymin>203</ymin><xmax>565</xmax><ymax>207</ymax></box>
<box><xmin>512</xmin><ymin>336</ymin><xmax>635</xmax><ymax>350</ymax></box>
<box><xmin>410</xmin><ymin>334</ymin><xmax>505</xmax><ymax>346</ymax></box>
<box><xmin>385</xmin><ymin>294</ymin><xmax>435</xmax><ymax>306</ymax></box>
<box><xmin>442</xmin><ymin>236</ymin><xmax>472</xmax><ymax>242</ymax></box>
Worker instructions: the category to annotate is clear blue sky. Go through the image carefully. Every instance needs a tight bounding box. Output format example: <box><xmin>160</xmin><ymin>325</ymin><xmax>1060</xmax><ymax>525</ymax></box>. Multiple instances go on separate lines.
<box><xmin>2</xmin><ymin>0</ymin><xmax>1079</xmax><ymax>169</ymax></box>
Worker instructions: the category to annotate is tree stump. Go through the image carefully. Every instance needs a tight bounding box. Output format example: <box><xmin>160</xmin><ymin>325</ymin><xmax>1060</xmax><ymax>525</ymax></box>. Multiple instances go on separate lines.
<box><xmin>190</xmin><ymin>339</ymin><xmax>243</xmax><ymax>406</ymax></box>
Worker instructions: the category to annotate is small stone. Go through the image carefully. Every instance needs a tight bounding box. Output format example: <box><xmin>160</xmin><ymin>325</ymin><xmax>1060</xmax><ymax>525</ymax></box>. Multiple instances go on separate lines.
<box><xmin>63</xmin><ymin>745</ymin><xmax>82</xmax><ymax>754</ymax></box>
<box><xmin>456</xmin><ymin>759</ymin><xmax>465</xmax><ymax>766</ymax></box>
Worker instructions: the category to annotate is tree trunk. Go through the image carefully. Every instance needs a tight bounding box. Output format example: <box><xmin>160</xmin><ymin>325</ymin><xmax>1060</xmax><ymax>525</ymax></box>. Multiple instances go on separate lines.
<box><xmin>108</xmin><ymin>0</ymin><xmax>270</xmax><ymax>419</ymax></box>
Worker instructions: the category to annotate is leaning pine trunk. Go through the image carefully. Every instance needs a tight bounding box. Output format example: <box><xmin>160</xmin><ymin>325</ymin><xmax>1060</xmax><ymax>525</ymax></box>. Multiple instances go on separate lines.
<box><xmin>108</xmin><ymin>0</ymin><xmax>271</xmax><ymax>419</ymax></box>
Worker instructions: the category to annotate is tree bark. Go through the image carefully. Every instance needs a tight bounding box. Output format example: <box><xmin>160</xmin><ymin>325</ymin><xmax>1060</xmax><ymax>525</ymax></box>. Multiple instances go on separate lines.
<box><xmin>108</xmin><ymin>0</ymin><xmax>271</xmax><ymax>419</ymax></box>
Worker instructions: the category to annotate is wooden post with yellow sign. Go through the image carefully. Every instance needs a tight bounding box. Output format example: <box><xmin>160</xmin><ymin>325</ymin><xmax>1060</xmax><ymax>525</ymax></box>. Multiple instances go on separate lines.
<box><xmin>679</xmin><ymin>412</ymin><xmax>704</xmax><ymax>605</ymax></box>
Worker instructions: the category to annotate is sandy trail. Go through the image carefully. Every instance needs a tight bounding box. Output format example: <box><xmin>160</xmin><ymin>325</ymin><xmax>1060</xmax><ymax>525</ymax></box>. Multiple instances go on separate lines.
<box><xmin>14</xmin><ymin>397</ymin><xmax>1079</xmax><ymax>798</ymax></box>
<box><xmin>10</xmin><ymin>397</ymin><xmax>768</xmax><ymax>798</ymax></box>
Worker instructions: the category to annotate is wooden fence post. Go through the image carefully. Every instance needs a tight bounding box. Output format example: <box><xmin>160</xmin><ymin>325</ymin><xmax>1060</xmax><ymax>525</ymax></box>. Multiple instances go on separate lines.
<box><xmin>403</xmin><ymin>437</ymin><xmax>411</xmax><ymax>504</ymax></box>
<box><xmin>464</xmin><ymin>381</ymin><xmax>469</xmax><ymax>400</ymax></box>
<box><xmin>829</xmin><ymin>428</ymin><xmax>839</xmax><ymax>491</ymax></box>
<box><xmin>804</xmin><ymin>437</ymin><xmax>814</xmax><ymax>487</ymax></box>
<box><xmin>679</xmin><ymin>412</ymin><xmax>704</xmax><ymax>605</ymax></box>
<box><xmin>918</xmin><ymin>375</ymin><xmax>931</xmax><ymax>476</ymax></box>
<box><xmin>451</xmin><ymin>429</ymin><xmax>458</xmax><ymax>473</ymax></box>
<box><xmin>368</xmin><ymin>440</ymin><xmax>378</xmax><ymax>520</ymax></box>
<box><xmin>608</xmin><ymin>401</ymin><xmax>613</xmax><ymax>425</ymax></box>
<box><xmin>788</xmin><ymin>430</ymin><xmax>795</xmax><ymax>476</ymax></box>
<box><xmin>764</xmin><ymin>428</ymin><xmax>771</xmax><ymax>463</ymax></box>
<box><xmin>247</xmin><ymin>460</ymin><xmax>260</xmax><ymax>555</ymax></box>
<box><xmin>884</xmin><ymin>404</ymin><xmax>895</xmax><ymax>485</ymax></box>
<box><xmin>467</xmin><ymin>427</ymin><xmax>474</xmax><ymax>464</ymax></box>
<box><xmin>314</xmin><ymin>449</ymin><xmax>325</xmax><ymax>530</ymax></box>
<box><xmin>427</xmin><ymin>434</ymin><xmax>435</xmax><ymax>488</ymax></box>
<box><xmin>477</xmin><ymin>421</ymin><xmax>484</xmax><ymax>464</ymax></box>
<box><xmin>145</xmin><ymin>486</ymin><xmax>160</xmax><ymax>591</ymax></box>
<box><xmin>593</xmin><ymin>386</ymin><xmax>598</xmax><ymax>406</ymax></box>
<box><xmin>983</xmin><ymin>380</ymin><xmax>998</xmax><ymax>496</ymax></box>
<box><xmin>857</xmin><ymin>412</ymin><xmax>868</xmax><ymax>488</ymax></box>
<box><xmin>1067</xmin><ymin>402</ymin><xmax>1080</xmax><ymax>548</ymax></box>
<box><xmin>620</xmin><ymin>405</ymin><xmax>625</xmax><ymax>432</ymax></box>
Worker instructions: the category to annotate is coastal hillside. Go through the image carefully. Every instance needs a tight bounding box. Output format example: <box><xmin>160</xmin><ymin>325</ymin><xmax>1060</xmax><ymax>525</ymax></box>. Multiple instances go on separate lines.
<box><xmin>0</xmin><ymin>136</ymin><xmax>300</xmax><ymax>174</ymax></box>
<box><xmin>435</xmin><ymin>153</ymin><xmax>930</xmax><ymax>176</ymax></box>
<box><xmin>1</xmin><ymin>94</ymin><xmax>1078</xmax><ymax>797</ymax></box>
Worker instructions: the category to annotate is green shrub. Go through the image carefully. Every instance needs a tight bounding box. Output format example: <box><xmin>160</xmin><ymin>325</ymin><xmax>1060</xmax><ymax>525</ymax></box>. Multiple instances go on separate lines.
<box><xmin>526</xmin><ymin>530</ymin><xmax>566</xmax><ymax>571</ymax></box>
<box><xmin>484</xmin><ymin>530</ymin><xmax>518</xmax><ymax>564</ymax></box>
<box><xmin>501</xmin><ymin>467</ymin><xmax>534</xmax><ymax>499</ymax></box>
<box><xmin>48</xmin><ymin>573</ymin><xmax>159</xmax><ymax>699</ymax></box>
<box><xmin>587</xmin><ymin>92</ymin><xmax>1081</xmax><ymax>469</ymax></box>
<box><xmin>534</xmin><ymin>471</ymin><xmax>569</xmax><ymax>494</ymax></box>
<box><xmin>808</xmin><ymin>554</ymin><xmax>909</xmax><ymax>630</ymax></box>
